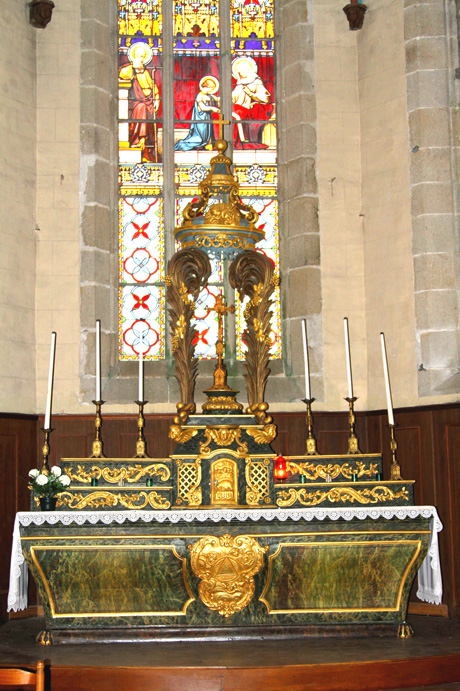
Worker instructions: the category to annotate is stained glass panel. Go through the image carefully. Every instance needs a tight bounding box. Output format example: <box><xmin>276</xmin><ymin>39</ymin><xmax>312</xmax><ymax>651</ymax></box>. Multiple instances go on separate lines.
<box><xmin>230</xmin><ymin>0</ymin><xmax>274</xmax><ymax>38</ymax></box>
<box><xmin>174</xmin><ymin>1</ymin><xmax>219</xmax><ymax>38</ymax></box>
<box><xmin>120</xmin><ymin>286</ymin><xmax>165</xmax><ymax>359</ymax></box>
<box><xmin>119</xmin><ymin>0</ymin><xmax>163</xmax><ymax>36</ymax></box>
<box><xmin>119</xmin><ymin>38</ymin><xmax>162</xmax><ymax>164</ymax></box>
<box><xmin>120</xmin><ymin>197</ymin><xmax>164</xmax><ymax>285</ymax></box>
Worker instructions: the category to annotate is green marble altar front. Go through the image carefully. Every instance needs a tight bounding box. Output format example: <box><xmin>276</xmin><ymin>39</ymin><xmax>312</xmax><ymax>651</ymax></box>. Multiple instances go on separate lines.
<box><xmin>18</xmin><ymin>508</ymin><xmax>432</xmax><ymax>642</ymax></box>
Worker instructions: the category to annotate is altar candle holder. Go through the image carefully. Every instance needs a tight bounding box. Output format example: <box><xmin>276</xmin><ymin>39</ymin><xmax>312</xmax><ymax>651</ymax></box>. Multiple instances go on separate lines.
<box><xmin>40</xmin><ymin>427</ymin><xmax>53</xmax><ymax>474</ymax></box>
<box><xmin>389</xmin><ymin>423</ymin><xmax>403</xmax><ymax>480</ymax></box>
<box><xmin>134</xmin><ymin>400</ymin><xmax>148</xmax><ymax>458</ymax></box>
<box><xmin>345</xmin><ymin>397</ymin><xmax>361</xmax><ymax>454</ymax></box>
<box><xmin>302</xmin><ymin>398</ymin><xmax>318</xmax><ymax>455</ymax></box>
<box><xmin>91</xmin><ymin>400</ymin><xmax>106</xmax><ymax>459</ymax></box>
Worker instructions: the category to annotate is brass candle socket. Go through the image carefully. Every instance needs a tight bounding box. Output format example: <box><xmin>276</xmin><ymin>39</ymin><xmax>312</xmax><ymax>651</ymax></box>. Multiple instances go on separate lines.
<box><xmin>134</xmin><ymin>400</ymin><xmax>149</xmax><ymax>458</ymax></box>
<box><xmin>40</xmin><ymin>427</ymin><xmax>53</xmax><ymax>474</ymax></box>
<box><xmin>389</xmin><ymin>424</ymin><xmax>403</xmax><ymax>480</ymax></box>
<box><xmin>345</xmin><ymin>397</ymin><xmax>361</xmax><ymax>454</ymax></box>
<box><xmin>302</xmin><ymin>398</ymin><xmax>318</xmax><ymax>455</ymax></box>
<box><xmin>91</xmin><ymin>400</ymin><xmax>106</xmax><ymax>458</ymax></box>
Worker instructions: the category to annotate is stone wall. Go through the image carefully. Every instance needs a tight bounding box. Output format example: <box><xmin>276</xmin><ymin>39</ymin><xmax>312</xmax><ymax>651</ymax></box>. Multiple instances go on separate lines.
<box><xmin>0</xmin><ymin>3</ymin><xmax>37</xmax><ymax>413</ymax></box>
<box><xmin>358</xmin><ymin>0</ymin><xmax>417</xmax><ymax>410</ymax></box>
<box><xmin>404</xmin><ymin>0</ymin><xmax>460</xmax><ymax>398</ymax></box>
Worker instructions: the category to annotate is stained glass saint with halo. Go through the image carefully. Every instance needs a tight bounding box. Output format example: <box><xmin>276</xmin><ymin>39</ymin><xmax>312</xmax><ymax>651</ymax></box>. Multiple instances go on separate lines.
<box><xmin>118</xmin><ymin>0</ymin><xmax>281</xmax><ymax>362</ymax></box>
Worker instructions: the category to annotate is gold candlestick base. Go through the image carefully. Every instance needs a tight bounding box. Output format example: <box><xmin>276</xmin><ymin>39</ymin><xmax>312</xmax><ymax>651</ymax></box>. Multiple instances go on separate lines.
<box><xmin>40</xmin><ymin>428</ymin><xmax>53</xmax><ymax>474</ymax></box>
<box><xmin>134</xmin><ymin>400</ymin><xmax>149</xmax><ymax>458</ymax></box>
<box><xmin>91</xmin><ymin>400</ymin><xmax>106</xmax><ymax>458</ymax></box>
<box><xmin>302</xmin><ymin>398</ymin><xmax>318</xmax><ymax>455</ymax></box>
<box><xmin>389</xmin><ymin>423</ymin><xmax>403</xmax><ymax>480</ymax></box>
<box><xmin>345</xmin><ymin>397</ymin><xmax>361</xmax><ymax>454</ymax></box>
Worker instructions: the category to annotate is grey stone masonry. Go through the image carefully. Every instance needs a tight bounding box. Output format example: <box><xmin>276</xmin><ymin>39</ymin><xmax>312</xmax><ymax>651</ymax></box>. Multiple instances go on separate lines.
<box><xmin>404</xmin><ymin>0</ymin><xmax>460</xmax><ymax>396</ymax></box>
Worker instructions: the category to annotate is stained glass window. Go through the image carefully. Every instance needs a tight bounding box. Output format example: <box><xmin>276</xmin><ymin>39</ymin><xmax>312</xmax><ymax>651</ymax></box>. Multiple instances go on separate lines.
<box><xmin>118</xmin><ymin>0</ymin><xmax>281</xmax><ymax>361</ymax></box>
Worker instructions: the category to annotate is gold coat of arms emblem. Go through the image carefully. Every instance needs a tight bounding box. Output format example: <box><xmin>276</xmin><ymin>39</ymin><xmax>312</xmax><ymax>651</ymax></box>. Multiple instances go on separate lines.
<box><xmin>188</xmin><ymin>534</ymin><xmax>268</xmax><ymax>617</ymax></box>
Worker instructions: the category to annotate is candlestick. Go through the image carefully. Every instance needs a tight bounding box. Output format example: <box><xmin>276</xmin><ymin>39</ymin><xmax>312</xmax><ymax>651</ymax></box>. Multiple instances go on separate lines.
<box><xmin>345</xmin><ymin>396</ymin><xmax>361</xmax><ymax>454</ymax></box>
<box><xmin>389</xmin><ymin>424</ymin><xmax>403</xmax><ymax>480</ymax></box>
<box><xmin>380</xmin><ymin>332</ymin><xmax>394</xmax><ymax>426</ymax></box>
<box><xmin>134</xmin><ymin>400</ymin><xmax>148</xmax><ymax>458</ymax></box>
<box><xmin>96</xmin><ymin>320</ymin><xmax>101</xmax><ymax>402</ymax></box>
<box><xmin>91</xmin><ymin>399</ymin><xmax>105</xmax><ymax>458</ymax></box>
<box><xmin>138</xmin><ymin>330</ymin><xmax>144</xmax><ymax>402</ymax></box>
<box><xmin>343</xmin><ymin>318</ymin><xmax>353</xmax><ymax>399</ymax></box>
<box><xmin>40</xmin><ymin>427</ymin><xmax>52</xmax><ymax>474</ymax></box>
<box><xmin>44</xmin><ymin>332</ymin><xmax>57</xmax><ymax>430</ymax></box>
<box><xmin>302</xmin><ymin>398</ymin><xmax>318</xmax><ymax>455</ymax></box>
<box><xmin>301</xmin><ymin>319</ymin><xmax>311</xmax><ymax>400</ymax></box>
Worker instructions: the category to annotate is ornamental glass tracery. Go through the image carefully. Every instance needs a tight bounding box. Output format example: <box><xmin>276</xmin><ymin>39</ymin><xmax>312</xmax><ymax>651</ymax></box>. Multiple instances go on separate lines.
<box><xmin>118</xmin><ymin>0</ymin><xmax>281</xmax><ymax>361</ymax></box>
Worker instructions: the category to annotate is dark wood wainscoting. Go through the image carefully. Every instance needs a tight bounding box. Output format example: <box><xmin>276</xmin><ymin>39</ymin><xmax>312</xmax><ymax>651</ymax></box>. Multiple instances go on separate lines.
<box><xmin>2</xmin><ymin>404</ymin><xmax>459</xmax><ymax>622</ymax></box>
<box><xmin>0</xmin><ymin>414</ymin><xmax>38</xmax><ymax>620</ymax></box>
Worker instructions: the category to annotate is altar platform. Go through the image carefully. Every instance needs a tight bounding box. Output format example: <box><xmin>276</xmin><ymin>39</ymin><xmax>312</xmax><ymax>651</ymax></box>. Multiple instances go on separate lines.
<box><xmin>1</xmin><ymin>614</ymin><xmax>460</xmax><ymax>691</ymax></box>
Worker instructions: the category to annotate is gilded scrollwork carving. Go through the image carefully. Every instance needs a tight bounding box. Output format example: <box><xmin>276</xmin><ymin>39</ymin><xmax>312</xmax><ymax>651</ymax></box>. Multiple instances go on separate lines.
<box><xmin>286</xmin><ymin>460</ymin><xmax>379</xmax><ymax>481</ymax></box>
<box><xmin>56</xmin><ymin>490</ymin><xmax>171</xmax><ymax>510</ymax></box>
<box><xmin>166</xmin><ymin>248</ymin><xmax>211</xmax><ymax>422</ymax></box>
<box><xmin>199</xmin><ymin>427</ymin><xmax>248</xmax><ymax>456</ymax></box>
<box><xmin>188</xmin><ymin>534</ymin><xmax>268</xmax><ymax>617</ymax></box>
<box><xmin>246</xmin><ymin>424</ymin><xmax>277</xmax><ymax>445</ymax></box>
<box><xmin>65</xmin><ymin>463</ymin><xmax>170</xmax><ymax>484</ymax></box>
<box><xmin>275</xmin><ymin>485</ymin><xmax>410</xmax><ymax>508</ymax></box>
<box><xmin>169</xmin><ymin>425</ymin><xmax>198</xmax><ymax>444</ymax></box>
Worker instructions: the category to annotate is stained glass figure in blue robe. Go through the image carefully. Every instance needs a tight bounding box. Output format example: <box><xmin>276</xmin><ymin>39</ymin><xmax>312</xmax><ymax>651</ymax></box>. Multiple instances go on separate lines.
<box><xmin>175</xmin><ymin>75</ymin><xmax>220</xmax><ymax>151</ymax></box>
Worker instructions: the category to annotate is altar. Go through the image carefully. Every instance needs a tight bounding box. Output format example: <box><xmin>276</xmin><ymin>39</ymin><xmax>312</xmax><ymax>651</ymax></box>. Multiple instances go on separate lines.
<box><xmin>8</xmin><ymin>131</ymin><xmax>444</xmax><ymax>645</ymax></box>
<box><xmin>8</xmin><ymin>506</ymin><xmax>442</xmax><ymax>644</ymax></box>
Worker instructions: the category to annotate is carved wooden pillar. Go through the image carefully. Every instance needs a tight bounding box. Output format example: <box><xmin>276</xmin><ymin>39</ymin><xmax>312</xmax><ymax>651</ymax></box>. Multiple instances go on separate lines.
<box><xmin>229</xmin><ymin>249</ymin><xmax>279</xmax><ymax>424</ymax></box>
<box><xmin>165</xmin><ymin>248</ymin><xmax>211</xmax><ymax>424</ymax></box>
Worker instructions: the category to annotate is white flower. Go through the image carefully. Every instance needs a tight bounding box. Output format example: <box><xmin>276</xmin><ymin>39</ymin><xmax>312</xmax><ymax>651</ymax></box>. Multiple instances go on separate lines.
<box><xmin>60</xmin><ymin>475</ymin><xmax>71</xmax><ymax>487</ymax></box>
<box><xmin>28</xmin><ymin>469</ymin><xmax>40</xmax><ymax>478</ymax></box>
<box><xmin>35</xmin><ymin>474</ymin><xmax>49</xmax><ymax>486</ymax></box>
<box><xmin>51</xmin><ymin>465</ymin><xmax>62</xmax><ymax>477</ymax></box>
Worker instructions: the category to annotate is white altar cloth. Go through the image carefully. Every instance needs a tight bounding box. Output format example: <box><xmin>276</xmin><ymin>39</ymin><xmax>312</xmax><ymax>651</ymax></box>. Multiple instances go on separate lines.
<box><xmin>8</xmin><ymin>505</ymin><xmax>443</xmax><ymax>612</ymax></box>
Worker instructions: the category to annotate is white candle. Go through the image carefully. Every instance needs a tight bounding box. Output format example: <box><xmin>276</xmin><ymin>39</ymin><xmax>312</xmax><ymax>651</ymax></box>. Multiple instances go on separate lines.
<box><xmin>343</xmin><ymin>317</ymin><xmax>353</xmax><ymax>399</ymax></box>
<box><xmin>138</xmin><ymin>329</ymin><xmax>144</xmax><ymax>402</ymax></box>
<box><xmin>380</xmin><ymin>332</ymin><xmax>395</xmax><ymax>426</ymax></box>
<box><xmin>44</xmin><ymin>332</ymin><xmax>57</xmax><ymax>429</ymax></box>
<box><xmin>301</xmin><ymin>319</ymin><xmax>311</xmax><ymax>399</ymax></box>
<box><xmin>96</xmin><ymin>320</ymin><xmax>101</xmax><ymax>401</ymax></box>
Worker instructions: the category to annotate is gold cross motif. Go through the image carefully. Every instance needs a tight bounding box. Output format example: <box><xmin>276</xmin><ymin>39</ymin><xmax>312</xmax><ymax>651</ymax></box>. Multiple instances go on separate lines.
<box><xmin>215</xmin><ymin>112</ymin><xmax>231</xmax><ymax>140</ymax></box>
<box><xmin>209</xmin><ymin>294</ymin><xmax>235</xmax><ymax>389</ymax></box>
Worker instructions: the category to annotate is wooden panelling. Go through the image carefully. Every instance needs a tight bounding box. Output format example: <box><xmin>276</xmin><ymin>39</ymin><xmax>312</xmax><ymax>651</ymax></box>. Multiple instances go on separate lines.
<box><xmin>0</xmin><ymin>415</ymin><xmax>38</xmax><ymax>621</ymax></box>
<box><xmin>3</xmin><ymin>405</ymin><xmax>460</xmax><ymax>622</ymax></box>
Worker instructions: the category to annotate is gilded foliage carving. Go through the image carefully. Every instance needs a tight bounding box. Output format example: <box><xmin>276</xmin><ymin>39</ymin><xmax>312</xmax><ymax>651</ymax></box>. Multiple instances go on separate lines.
<box><xmin>65</xmin><ymin>463</ymin><xmax>170</xmax><ymax>484</ymax></box>
<box><xmin>166</xmin><ymin>248</ymin><xmax>211</xmax><ymax>421</ymax></box>
<box><xmin>57</xmin><ymin>490</ymin><xmax>170</xmax><ymax>510</ymax></box>
<box><xmin>229</xmin><ymin>250</ymin><xmax>277</xmax><ymax>424</ymax></box>
<box><xmin>286</xmin><ymin>460</ymin><xmax>379</xmax><ymax>481</ymax></box>
<box><xmin>276</xmin><ymin>485</ymin><xmax>410</xmax><ymax>508</ymax></box>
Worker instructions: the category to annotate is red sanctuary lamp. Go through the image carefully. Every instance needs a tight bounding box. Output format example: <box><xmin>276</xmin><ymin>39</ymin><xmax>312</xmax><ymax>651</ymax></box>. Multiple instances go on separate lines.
<box><xmin>273</xmin><ymin>454</ymin><xmax>289</xmax><ymax>482</ymax></box>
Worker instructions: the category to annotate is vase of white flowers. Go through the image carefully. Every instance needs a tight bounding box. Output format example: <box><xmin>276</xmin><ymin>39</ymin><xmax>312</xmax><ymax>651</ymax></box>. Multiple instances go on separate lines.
<box><xmin>28</xmin><ymin>465</ymin><xmax>71</xmax><ymax>510</ymax></box>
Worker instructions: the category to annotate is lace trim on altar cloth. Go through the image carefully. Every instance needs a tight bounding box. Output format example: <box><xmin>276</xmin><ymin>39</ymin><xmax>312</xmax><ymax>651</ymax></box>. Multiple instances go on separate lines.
<box><xmin>8</xmin><ymin>506</ymin><xmax>443</xmax><ymax>611</ymax></box>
